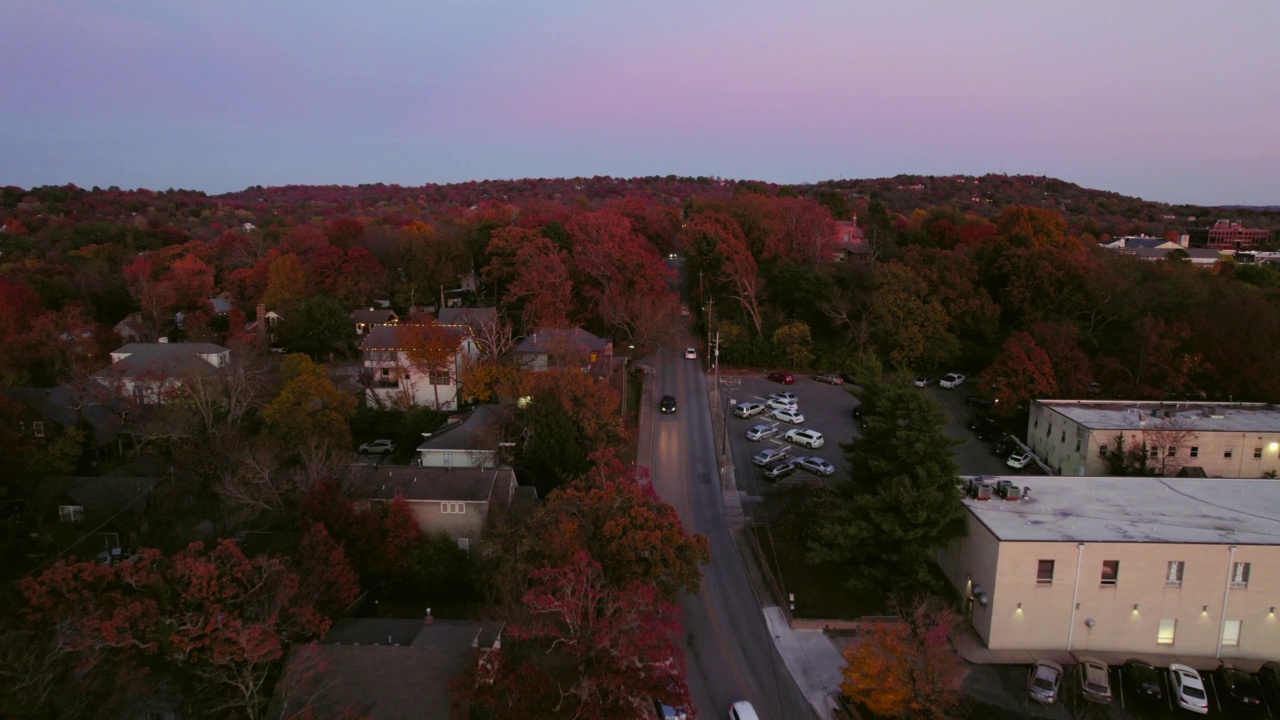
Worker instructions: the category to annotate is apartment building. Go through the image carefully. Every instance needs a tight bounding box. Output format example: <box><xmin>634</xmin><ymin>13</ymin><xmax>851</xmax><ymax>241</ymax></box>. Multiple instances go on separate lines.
<box><xmin>1027</xmin><ymin>400</ymin><xmax>1280</xmax><ymax>478</ymax></box>
<box><xmin>939</xmin><ymin>476</ymin><xmax>1280</xmax><ymax>660</ymax></box>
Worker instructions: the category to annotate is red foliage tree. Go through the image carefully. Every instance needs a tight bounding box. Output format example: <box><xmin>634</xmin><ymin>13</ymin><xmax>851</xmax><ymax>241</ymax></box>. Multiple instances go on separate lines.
<box><xmin>980</xmin><ymin>332</ymin><xmax>1059</xmax><ymax>417</ymax></box>
<box><xmin>504</xmin><ymin>237</ymin><xmax>574</xmax><ymax>330</ymax></box>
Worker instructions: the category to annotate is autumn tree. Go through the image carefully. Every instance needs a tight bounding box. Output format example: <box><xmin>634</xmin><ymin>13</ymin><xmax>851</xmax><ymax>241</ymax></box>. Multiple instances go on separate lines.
<box><xmin>679</xmin><ymin>212</ymin><xmax>764</xmax><ymax>335</ymax></box>
<box><xmin>263</xmin><ymin>354</ymin><xmax>357</xmax><ymax>450</ymax></box>
<box><xmin>122</xmin><ymin>255</ymin><xmax>177</xmax><ymax>339</ymax></box>
<box><xmin>868</xmin><ymin>263</ymin><xmax>959</xmax><ymax>370</ymax></box>
<box><xmin>568</xmin><ymin>209</ymin><xmax>675</xmax><ymax>344</ymax></box>
<box><xmin>772</xmin><ymin>320</ymin><xmax>814</xmax><ymax>370</ymax></box>
<box><xmin>279</xmin><ymin>294</ymin><xmax>357</xmax><ymax>360</ymax></box>
<box><xmin>393</xmin><ymin>220</ymin><xmax>471</xmax><ymax>309</ymax></box>
<box><xmin>503</xmin><ymin>237</ymin><xmax>574</xmax><ymax>331</ymax></box>
<box><xmin>979</xmin><ymin>332</ymin><xmax>1058</xmax><ymax>417</ymax></box>
<box><xmin>262</xmin><ymin>253</ymin><xmax>311</xmax><ymax>312</ymax></box>
<box><xmin>841</xmin><ymin>597</ymin><xmax>964</xmax><ymax>719</ymax></box>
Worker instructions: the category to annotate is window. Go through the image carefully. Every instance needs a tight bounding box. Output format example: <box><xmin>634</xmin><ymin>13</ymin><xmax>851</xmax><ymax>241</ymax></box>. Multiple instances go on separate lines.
<box><xmin>1075</xmin><ymin>440</ymin><xmax>1081</xmax><ymax>452</ymax></box>
<box><xmin>381</xmin><ymin>367</ymin><xmax>390</xmax><ymax>377</ymax></box>
<box><xmin>441</xmin><ymin>502</ymin><xmax>466</xmax><ymax>514</ymax></box>
<box><xmin>1060</xmin><ymin>431</ymin><xmax>1066</xmax><ymax>443</ymax></box>
<box><xmin>1222</xmin><ymin>620</ymin><xmax>1241</xmax><ymax>647</ymax></box>
<box><xmin>1225</xmin><ymin>447</ymin><xmax>1234</xmax><ymax>458</ymax></box>
<box><xmin>1157</xmin><ymin>619</ymin><xmax>1177</xmax><ymax>645</ymax></box>
<box><xmin>32</xmin><ymin>421</ymin><xmax>44</xmax><ymax>437</ymax></box>
<box><xmin>1098</xmin><ymin>444</ymin><xmax>1108</xmax><ymax>457</ymax></box>
<box><xmin>1037</xmin><ymin>560</ymin><xmax>1055</xmax><ymax>585</ymax></box>
<box><xmin>1165</xmin><ymin>561</ymin><xmax>1184</xmax><ymax>587</ymax></box>
<box><xmin>59</xmin><ymin>505</ymin><xmax>84</xmax><ymax>523</ymax></box>
<box><xmin>1148</xmin><ymin>446</ymin><xmax>1159</xmax><ymax>459</ymax></box>
<box><xmin>457</xmin><ymin>538</ymin><xmax>470</xmax><ymax>552</ymax></box>
<box><xmin>429</xmin><ymin>370</ymin><xmax>450</xmax><ymax>385</ymax></box>
<box><xmin>1255</xmin><ymin>447</ymin><xmax>1264</xmax><ymax>459</ymax></box>
<box><xmin>1101</xmin><ymin>560</ymin><xmax>1119</xmax><ymax>587</ymax></box>
<box><xmin>443</xmin><ymin>451</ymin><xmax>454</xmax><ymax>466</ymax></box>
<box><xmin>1167</xmin><ymin>447</ymin><xmax>1177</xmax><ymax>457</ymax></box>
<box><xmin>1231</xmin><ymin>562</ymin><xmax>1250</xmax><ymax>588</ymax></box>
<box><xmin>1046</xmin><ymin>423</ymin><xmax>1052</xmax><ymax>438</ymax></box>
<box><xmin>1190</xmin><ymin>446</ymin><xmax>1199</xmax><ymax>457</ymax></box>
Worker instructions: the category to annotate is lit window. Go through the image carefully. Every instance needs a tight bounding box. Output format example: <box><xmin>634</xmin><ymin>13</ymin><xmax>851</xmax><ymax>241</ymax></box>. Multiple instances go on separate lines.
<box><xmin>1222</xmin><ymin>620</ymin><xmax>1241</xmax><ymax>647</ymax></box>
<box><xmin>1157</xmin><ymin>619</ymin><xmax>1176</xmax><ymax>645</ymax></box>
<box><xmin>1101</xmin><ymin>560</ymin><xmax>1119</xmax><ymax>587</ymax></box>
<box><xmin>1037</xmin><ymin>560</ymin><xmax>1055</xmax><ymax>585</ymax></box>
<box><xmin>1166</xmin><ymin>561</ymin><xmax>1184</xmax><ymax>587</ymax></box>
<box><xmin>1231</xmin><ymin>562</ymin><xmax>1250</xmax><ymax>588</ymax></box>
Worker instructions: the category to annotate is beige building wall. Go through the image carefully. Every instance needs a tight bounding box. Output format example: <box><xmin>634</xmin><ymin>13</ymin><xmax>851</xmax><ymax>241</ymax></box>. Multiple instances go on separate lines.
<box><xmin>1028</xmin><ymin>402</ymin><xmax>1280</xmax><ymax>478</ymax></box>
<box><xmin>403</xmin><ymin>500</ymin><xmax>488</xmax><ymax>544</ymax></box>
<box><xmin>948</xmin><ymin>529</ymin><xmax>1280</xmax><ymax>659</ymax></box>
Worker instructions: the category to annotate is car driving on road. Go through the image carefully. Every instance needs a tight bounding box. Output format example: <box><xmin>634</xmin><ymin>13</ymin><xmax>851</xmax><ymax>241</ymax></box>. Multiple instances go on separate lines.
<box><xmin>659</xmin><ymin>395</ymin><xmax>677</xmax><ymax>414</ymax></box>
<box><xmin>684</xmin><ymin>347</ymin><xmax>697</xmax><ymax>359</ymax></box>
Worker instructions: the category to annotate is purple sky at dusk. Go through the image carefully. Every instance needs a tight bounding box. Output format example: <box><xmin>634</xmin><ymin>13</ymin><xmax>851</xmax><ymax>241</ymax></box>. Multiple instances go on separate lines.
<box><xmin>2</xmin><ymin>0</ymin><xmax>1278</xmax><ymax>204</ymax></box>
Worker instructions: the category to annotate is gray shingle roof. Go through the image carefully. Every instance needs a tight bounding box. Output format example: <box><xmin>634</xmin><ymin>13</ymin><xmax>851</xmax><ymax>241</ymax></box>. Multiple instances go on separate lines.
<box><xmin>358</xmin><ymin>323</ymin><xmax>472</xmax><ymax>351</ymax></box>
<box><xmin>513</xmin><ymin>327</ymin><xmax>608</xmax><ymax>354</ymax></box>
<box><xmin>352</xmin><ymin>465</ymin><xmax>516</xmax><ymax>503</ymax></box>
<box><xmin>94</xmin><ymin>343</ymin><xmax>228</xmax><ymax>381</ymax></box>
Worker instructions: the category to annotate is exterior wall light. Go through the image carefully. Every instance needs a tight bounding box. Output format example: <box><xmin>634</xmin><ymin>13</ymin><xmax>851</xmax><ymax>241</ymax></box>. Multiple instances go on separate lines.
<box><xmin>1203</xmin><ymin>605</ymin><xmax>1210</xmax><ymax>614</ymax></box>
<box><xmin>1133</xmin><ymin>604</ymin><xmax>1140</xmax><ymax>612</ymax></box>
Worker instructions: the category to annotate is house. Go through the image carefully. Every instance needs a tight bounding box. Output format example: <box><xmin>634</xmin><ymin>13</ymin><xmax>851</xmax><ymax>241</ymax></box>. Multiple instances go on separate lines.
<box><xmin>243</xmin><ymin>304</ymin><xmax>283</xmax><ymax>344</ymax></box>
<box><xmin>416</xmin><ymin>405</ymin><xmax>515</xmax><ymax>469</ymax></box>
<box><xmin>353</xmin><ymin>465</ymin><xmax>518</xmax><ymax>550</ymax></box>
<box><xmin>112</xmin><ymin>312</ymin><xmax>152</xmax><ymax>344</ymax></box>
<box><xmin>1206</xmin><ymin>220</ymin><xmax>1270</xmax><ymax>251</ymax></box>
<box><xmin>830</xmin><ymin>219</ymin><xmax>872</xmax><ymax>262</ymax></box>
<box><xmin>92</xmin><ymin>341</ymin><xmax>230</xmax><ymax>404</ymax></box>
<box><xmin>437</xmin><ymin>307</ymin><xmax>498</xmax><ymax>337</ymax></box>
<box><xmin>29</xmin><ymin>475</ymin><xmax>158</xmax><ymax>562</ymax></box>
<box><xmin>1027</xmin><ymin>399</ymin><xmax>1280</xmax><ymax>477</ymax></box>
<box><xmin>353</xmin><ymin>307</ymin><xmax>399</xmax><ymax>336</ymax></box>
<box><xmin>2</xmin><ymin>385</ymin><xmax>125</xmax><ymax>456</ymax></box>
<box><xmin>939</xmin><ymin>476</ymin><xmax>1280</xmax><ymax>660</ymax></box>
<box><xmin>1101</xmin><ymin>235</ymin><xmax>1181</xmax><ymax>251</ymax></box>
<box><xmin>511</xmin><ymin>328</ymin><xmax>612</xmax><ymax>375</ymax></box>
<box><xmin>360</xmin><ymin>323</ymin><xmax>478</xmax><ymax>409</ymax></box>
<box><xmin>270</xmin><ymin>619</ymin><xmax>495</xmax><ymax>720</ymax></box>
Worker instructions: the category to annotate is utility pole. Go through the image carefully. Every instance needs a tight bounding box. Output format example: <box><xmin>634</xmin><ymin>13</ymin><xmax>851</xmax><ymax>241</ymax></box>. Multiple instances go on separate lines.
<box><xmin>705</xmin><ymin>298</ymin><xmax>714</xmax><ymax>372</ymax></box>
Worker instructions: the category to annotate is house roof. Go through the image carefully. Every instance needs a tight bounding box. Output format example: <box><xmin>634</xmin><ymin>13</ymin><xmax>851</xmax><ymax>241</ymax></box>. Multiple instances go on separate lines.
<box><xmin>273</xmin><ymin>619</ymin><xmax>484</xmax><ymax>720</ymax></box>
<box><xmin>352</xmin><ymin>308</ymin><xmax>398</xmax><ymax>324</ymax></box>
<box><xmin>352</xmin><ymin>465</ymin><xmax>516</xmax><ymax>503</ymax></box>
<box><xmin>358</xmin><ymin>323</ymin><xmax>473</xmax><ymax>352</ymax></box>
<box><xmin>2</xmin><ymin>385</ymin><xmax>122</xmax><ymax>444</ymax></box>
<box><xmin>95</xmin><ymin>342</ymin><xmax>227</xmax><ymax>381</ymax></box>
<box><xmin>209</xmin><ymin>297</ymin><xmax>234</xmax><ymax>314</ymax></box>
<box><xmin>513</xmin><ymin>327</ymin><xmax>609</xmax><ymax>355</ymax></box>
<box><xmin>416</xmin><ymin>405</ymin><xmax>514</xmax><ymax>452</ymax></box>
<box><xmin>34</xmin><ymin>476</ymin><xmax>157</xmax><ymax>527</ymax></box>
<box><xmin>437</xmin><ymin>307</ymin><xmax>496</xmax><ymax>333</ymax></box>
<box><xmin>963</xmin><ymin>476</ymin><xmax>1280</xmax><ymax>544</ymax></box>
<box><xmin>1129</xmin><ymin>247</ymin><xmax>1223</xmax><ymax>262</ymax></box>
<box><xmin>1037</xmin><ymin>400</ymin><xmax>1280</xmax><ymax>433</ymax></box>
<box><xmin>112</xmin><ymin>313</ymin><xmax>146</xmax><ymax>336</ymax></box>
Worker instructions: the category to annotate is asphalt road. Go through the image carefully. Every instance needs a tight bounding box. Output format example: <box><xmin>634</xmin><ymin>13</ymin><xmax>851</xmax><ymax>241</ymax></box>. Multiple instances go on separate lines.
<box><xmin>647</xmin><ymin>345</ymin><xmax>814</xmax><ymax>720</ymax></box>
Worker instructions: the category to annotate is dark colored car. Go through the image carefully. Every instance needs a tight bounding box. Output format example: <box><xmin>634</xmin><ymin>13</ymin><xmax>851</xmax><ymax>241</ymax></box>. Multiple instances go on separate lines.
<box><xmin>1219</xmin><ymin>665</ymin><xmax>1264</xmax><ymax>707</ymax></box>
<box><xmin>966</xmin><ymin>395</ymin><xmax>994</xmax><ymax>409</ymax></box>
<box><xmin>1260</xmin><ymin>662</ymin><xmax>1280</xmax><ymax>699</ymax></box>
<box><xmin>659</xmin><ymin>395</ymin><xmax>677</xmax><ymax>414</ymax></box>
<box><xmin>972</xmin><ymin>417</ymin><xmax>1004</xmax><ymax>442</ymax></box>
<box><xmin>767</xmin><ymin>371</ymin><xmax>794</xmax><ymax>385</ymax></box>
<box><xmin>1124</xmin><ymin>659</ymin><xmax>1163</xmax><ymax>700</ymax></box>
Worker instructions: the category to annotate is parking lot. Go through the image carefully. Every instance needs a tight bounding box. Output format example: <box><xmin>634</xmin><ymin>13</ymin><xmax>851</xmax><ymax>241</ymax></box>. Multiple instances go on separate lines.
<box><xmin>968</xmin><ymin>659</ymin><xmax>1277</xmax><ymax>719</ymax></box>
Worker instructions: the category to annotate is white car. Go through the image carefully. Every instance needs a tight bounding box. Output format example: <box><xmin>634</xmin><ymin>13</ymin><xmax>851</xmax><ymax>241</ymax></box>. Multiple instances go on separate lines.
<box><xmin>796</xmin><ymin>456</ymin><xmax>836</xmax><ymax>476</ymax></box>
<box><xmin>913</xmin><ymin>375</ymin><xmax>932</xmax><ymax>388</ymax></box>
<box><xmin>358</xmin><ymin>438</ymin><xmax>396</xmax><ymax>454</ymax></box>
<box><xmin>752</xmin><ymin>447</ymin><xmax>789</xmax><ymax>466</ymax></box>
<box><xmin>1007</xmin><ymin>451</ymin><xmax>1033</xmax><ymax>469</ymax></box>
<box><xmin>939</xmin><ymin>372</ymin><xmax>965</xmax><ymax>389</ymax></box>
<box><xmin>684</xmin><ymin>347</ymin><xmax>697</xmax><ymax>359</ymax></box>
<box><xmin>766</xmin><ymin>397</ymin><xmax>798</xmax><ymax>411</ymax></box>
<box><xmin>745</xmin><ymin>424</ymin><xmax>778</xmax><ymax>442</ymax></box>
<box><xmin>733</xmin><ymin>402</ymin><xmax>766</xmax><ymax>418</ymax></box>
<box><xmin>784</xmin><ymin>428</ymin><xmax>824</xmax><ymax>449</ymax></box>
<box><xmin>1170</xmin><ymin>664</ymin><xmax>1209</xmax><ymax>715</ymax></box>
<box><xmin>768</xmin><ymin>391</ymin><xmax>798</xmax><ymax>403</ymax></box>
<box><xmin>770</xmin><ymin>408</ymin><xmax>805</xmax><ymax>424</ymax></box>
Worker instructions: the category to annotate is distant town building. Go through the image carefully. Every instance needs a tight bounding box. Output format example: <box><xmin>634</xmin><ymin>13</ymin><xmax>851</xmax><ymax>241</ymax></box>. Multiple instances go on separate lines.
<box><xmin>1206</xmin><ymin>220</ymin><xmax>1270</xmax><ymax>250</ymax></box>
<box><xmin>1027</xmin><ymin>400</ymin><xmax>1280</xmax><ymax>478</ymax></box>
<box><xmin>941</xmin><ymin>476</ymin><xmax>1280</xmax><ymax>660</ymax></box>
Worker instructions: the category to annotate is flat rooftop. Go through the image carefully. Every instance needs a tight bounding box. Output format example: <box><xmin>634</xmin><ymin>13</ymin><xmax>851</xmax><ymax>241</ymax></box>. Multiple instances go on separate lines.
<box><xmin>1037</xmin><ymin>400</ymin><xmax>1280</xmax><ymax>433</ymax></box>
<box><xmin>963</xmin><ymin>476</ymin><xmax>1280</xmax><ymax>544</ymax></box>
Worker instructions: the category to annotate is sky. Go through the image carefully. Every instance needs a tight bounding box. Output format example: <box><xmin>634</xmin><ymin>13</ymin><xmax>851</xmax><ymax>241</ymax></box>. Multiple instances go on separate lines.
<box><xmin>2</xmin><ymin>0</ymin><xmax>1278</xmax><ymax>205</ymax></box>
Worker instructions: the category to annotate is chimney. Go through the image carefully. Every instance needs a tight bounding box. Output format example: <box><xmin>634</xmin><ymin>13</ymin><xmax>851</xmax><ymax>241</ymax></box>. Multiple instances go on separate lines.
<box><xmin>256</xmin><ymin>304</ymin><xmax>267</xmax><ymax>341</ymax></box>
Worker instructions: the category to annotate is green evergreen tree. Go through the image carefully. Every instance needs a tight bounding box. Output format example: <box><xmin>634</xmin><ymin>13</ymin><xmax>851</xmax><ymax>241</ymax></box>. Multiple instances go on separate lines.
<box><xmin>810</xmin><ymin>367</ymin><xmax>966</xmax><ymax>592</ymax></box>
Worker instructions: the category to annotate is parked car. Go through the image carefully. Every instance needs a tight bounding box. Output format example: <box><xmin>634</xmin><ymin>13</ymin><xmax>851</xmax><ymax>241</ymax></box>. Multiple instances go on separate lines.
<box><xmin>1077</xmin><ymin>657</ymin><xmax>1112</xmax><ymax>704</ymax></box>
<box><xmin>359</xmin><ymin>439</ymin><xmax>396</xmax><ymax>454</ymax></box>
<box><xmin>684</xmin><ymin>347</ymin><xmax>697</xmax><ymax>359</ymax></box>
<box><xmin>1218</xmin><ymin>665</ymin><xmax>1264</xmax><ymax>707</ymax></box>
<box><xmin>767</xmin><ymin>371</ymin><xmax>794</xmax><ymax>384</ymax></box>
<box><xmin>761</xmin><ymin>459</ymin><xmax>797</xmax><ymax>480</ymax></box>
<box><xmin>659</xmin><ymin>395</ymin><xmax>677</xmax><ymax>414</ymax></box>
<box><xmin>1260</xmin><ymin>661</ymin><xmax>1280</xmax><ymax>699</ymax></box>
<box><xmin>1170</xmin><ymin>664</ymin><xmax>1209</xmax><ymax>715</ymax></box>
<box><xmin>745</xmin><ymin>424</ymin><xmax>778</xmax><ymax>442</ymax></box>
<box><xmin>1028</xmin><ymin>660</ymin><xmax>1063</xmax><ymax>704</ymax></box>
<box><xmin>728</xmin><ymin>701</ymin><xmax>759</xmax><ymax>720</ymax></box>
<box><xmin>768</xmin><ymin>391</ymin><xmax>798</xmax><ymax>403</ymax></box>
<box><xmin>972</xmin><ymin>417</ymin><xmax>1004</xmax><ymax>442</ymax></box>
<box><xmin>913</xmin><ymin>375</ymin><xmax>932</xmax><ymax>388</ymax></box>
<box><xmin>814</xmin><ymin>373</ymin><xmax>844</xmax><ymax>385</ymax></box>
<box><xmin>939</xmin><ymin>372</ymin><xmax>965</xmax><ymax>389</ymax></box>
<box><xmin>766</xmin><ymin>397</ymin><xmax>798</xmax><ymax>411</ymax></box>
<box><xmin>734</xmin><ymin>402</ymin><xmax>766</xmax><ymax>418</ymax></box>
<box><xmin>654</xmin><ymin>699</ymin><xmax>688</xmax><ymax>720</ymax></box>
<box><xmin>1124</xmin><ymin>659</ymin><xmax>1163</xmax><ymax>700</ymax></box>
<box><xmin>783</xmin><ymin>428</ymin><xmax>824</xmax><ymax>448</ymax></box>
<box><xmin>795</xmin><ymin>456</ymin><xmax>836</xmax><ymax>476</ymax></box>
<box><xmin>770</xmin><ymin>408</ymin><xmax>805</xmax><ymax>424</ymax></box>
<box><xmin>752</xmin><ymin>447</ymin><xmax>789</xmax><ymax>466</ymax></box>
<box><xmin>1007</xmin><ymin>451</ymin><xmax>1033</xmax><ymax>469</ymax></box>
<box><xmin>966</xmin><ymin>395</ymin><xmax>994</xmax><ymax>409</ymax></box>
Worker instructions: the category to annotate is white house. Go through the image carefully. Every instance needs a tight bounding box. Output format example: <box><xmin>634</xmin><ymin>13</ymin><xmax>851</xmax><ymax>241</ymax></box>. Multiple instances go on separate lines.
<box><xmin>92</xmin><ymin>341</ymin><xmax>230</xmax><ymax>404</ymax></box>
<box><xmin>360</xmin><ymin>323</ymin><xmax>478</xmax><ymax>410</ymax></box>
